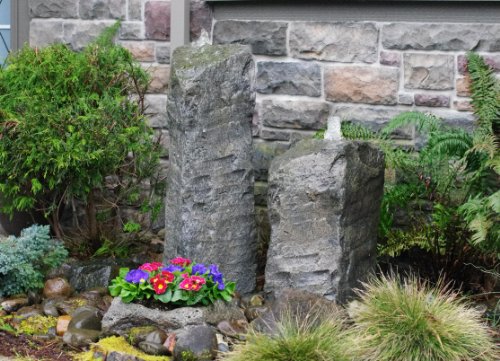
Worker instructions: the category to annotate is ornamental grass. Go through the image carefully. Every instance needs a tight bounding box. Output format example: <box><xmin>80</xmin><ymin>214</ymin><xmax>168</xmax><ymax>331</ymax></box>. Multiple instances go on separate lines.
<box><xmin>346</xmin><ymin>274</ymin><xmax>498</xmax><ymax>361</ymax></box>
<box><xmin>223</xmin><ymin>304</ymin><xmax>350</xmax><ymax>361</ymax></box>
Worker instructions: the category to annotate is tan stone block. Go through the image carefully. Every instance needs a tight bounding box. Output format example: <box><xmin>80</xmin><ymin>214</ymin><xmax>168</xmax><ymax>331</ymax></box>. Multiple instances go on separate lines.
<box><xmin>121</xmin><ymin>41</ymin><xmax>155</xmax><ymax>62</ymax></box>
<box><xmin>325</xmin><ymin>66</ymin><xmax>399</xmax><ymax>105</ymax></box>
<box><xmin>144</xmin><ymin>65</ymin><xmax>171</xmax><ymax>93</ymax></box>
<box><xmin>456</xmin><ymin>76</ymin><xmax>471</xmax><ymax>97</ymax></box>
<box><xmin>454</xmin><ymin>99</ymin><xmax>473</xmax><ymax>112</ymax></box>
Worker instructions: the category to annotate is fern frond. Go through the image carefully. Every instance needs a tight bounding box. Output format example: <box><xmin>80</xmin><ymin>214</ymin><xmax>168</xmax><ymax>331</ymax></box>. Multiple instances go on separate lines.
<box><xmin>425</xmin><ymin>130</ymin><xmax>473</xmax><ymax>159</ymax></box>
<box><xmin>381</xmin><ymin>111</ymin><xmax>442</xmax><ymax>138</ymax></box>
<box><xmin>341</xmin><ymin>122</ymin><xmax>378</xmax><ymax>140</ymax></box>
<box><xmin>466</xmin><ymin>52</ymin><xmax>500</xmax><ymax>133</ymax></box>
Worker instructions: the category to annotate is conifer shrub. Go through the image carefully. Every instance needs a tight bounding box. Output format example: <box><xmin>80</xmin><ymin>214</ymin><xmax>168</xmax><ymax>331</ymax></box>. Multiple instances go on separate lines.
<box><xmin>347</xmin><ymin>274</ymin><xmax>498</xmax><ymax>361</ymax></box>
<box><xmin>0</xmin><ymin>22</ymin><xmax>163</xmax><ymax>246</ymax></box>
<box><xmin>0</xmin><ymin>225</ymin><xmax>67</xmax><ymax>297</ymax></box>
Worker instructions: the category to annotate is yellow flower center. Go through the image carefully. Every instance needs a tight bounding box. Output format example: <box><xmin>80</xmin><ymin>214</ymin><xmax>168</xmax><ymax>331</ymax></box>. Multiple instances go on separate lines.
<box><xmin>158</xmin><ymin>284</ymin><xmax>164</xmax><ymax>289</ymax></box>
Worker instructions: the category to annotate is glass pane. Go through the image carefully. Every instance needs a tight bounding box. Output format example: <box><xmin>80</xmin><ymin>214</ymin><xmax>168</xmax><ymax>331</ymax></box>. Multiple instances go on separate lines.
<box><xmin>0</xmin><ymin>0</ymin><xmax>10</xmax><ymax>26</ymax></box>
<box><xmin>0</xmin><ymin>29</ymin><xmax>9</xmax><ymax>65</ymax></box>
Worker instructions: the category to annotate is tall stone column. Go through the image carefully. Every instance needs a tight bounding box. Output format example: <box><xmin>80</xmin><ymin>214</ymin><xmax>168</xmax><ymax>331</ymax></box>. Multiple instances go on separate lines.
<box><xmin>164</xmin><ymin>44</ymin><xmax>257</xmax><ymax>293</ymax></box>
<box><xmin>265</xmin><ymin>139</ymin><xmax>385</xmax><ymax>302</ymax></box>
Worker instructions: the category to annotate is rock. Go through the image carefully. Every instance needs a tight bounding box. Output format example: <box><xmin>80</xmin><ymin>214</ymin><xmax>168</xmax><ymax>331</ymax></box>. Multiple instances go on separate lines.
<box><xmin>380</xmin><ymin>51</ymin><xmax>401</xmax><ymax>66</ymax></box>
<box><xmin>190</xmin><ymin>0</ymin><xmax>212</xmax><ymax>41</ymax></box>
<box><xmin>260</xmin><ymin>128</ymin><xmax>290</xmax><ymax>141</ymax></box>
<box><xmin>414</xmin><ymin>94</ymin><xmax>450</xmax><ymax>107</ymax></box>
<box><xmin>458</xmin><ymin>54</ymin><xmax>500</xmax><ymax>75</ymax></box>
<box><xmin>42</xmin><ymin>299</ymin><xmax>60</xmax><ymax>317</ymax></box>
<box><xmin>454</xmin><ymin>99</ymin><xmax>473</xmax><ymax>112</ymax></box>
<box><xmin>145</xmin><ymin>1</ymin><xmax>171</xmax><ymax>40</ymax></box>
<box><xmin>164</xmin><ymin>45</ymin><xmax>257</xmax><ymax>293</ymax></box>
<box><xmin>63</xmin><ymin>328</ymin><xmax>101</xmax><ymax>348</ymax></box>
<box><xmin>29</xmin><ymin>20</ymin><xmax>64</xmax><ymax>49</ymax></box>
<box><xmin>1</xmin><ymin>298</ymin><xmax>29</xmax><ymax>313</ymax></box>
<box><xmin>102</xmin><ymin>297</ymin><xmax>204</xmax><ymax>335</ymax></box>
<box><xmin>164</xmin><ymin>333</ymin><xmax>176</xmax><ymax>354</ymax></box>
<box><xmin>56</xmin><ymin>297</ymin><xmax>94</xmax><ymax>316</ymax></box>
<box><xmin>138</xmin><ymin>341</ymin><xmax>169</xmax><ymax>356</ymax></box>
<box><xmin>119</xmin><ymin>22</ymin><xmax>143</xmax><ymax>40</ymax></box>
<box><xmin>382</xmin><ymin>23</ymin><xmax>500</xmax><ymax>52</ymax></box>
<box><xmin>128</xmin><ymin>0</ymin><xmax>141</xmax><ymax>20</ymax></box>
<box><xmin>79</xmin><ymin>0</ymin><xmax>126</xmax><ymax>20</ymax></box>
<box><xmin>290</xmin><ymin>22</ymin><xmax>378</xmax><ymax>63</ymax></box>
<box><xmin>173</xmin><ymin>325</ymin><xmax>217</xmax><ymax>361</ymax></box>
<box><xmin>63</xmin><ymin>20</ymin><xmax>116</xmax><ymax>51</ymax></box>
<box><xmin>325</xmin><ymin>66</ymin><xmax>399</xmax><ymax>105</ymax></box>
<box><xmin>258</xmin><ymin>100</ymin><xmax>330</xmax><ymax>130</ymax></box>
<box><xmin>398</xmin><ymin>93</ymin><xmax>414</xmax><ymax>106</ymax></box>
<box><xmin>127</xmin><ymin>326</ymin><xmax>158</xmax><ymax>346</ymax></box>
<box><xmin>253</xmin><ymin>141</ymin><xmax>290</xmax><ymax>182</ymax></box>
<box><xmin>145</xmin><ymin>94</ymin><xmax>168</xmax><ymax>128</ymax></box>
<box><xmin>43</xmin><ymin>277</ymin><xmax>72</xmax><ymax>299</ymax></box>
<box><xmin>456</xmin><ymin>76</ymin><xmax>472</xmax><ymax>97</ymax></box>
<box><xmin>203</xmin><ymin>300</ymin><xmax>246</xmax><ymax>326</ymax></box>
<box><xmin>217</xmin><ymin>320</ymin><xmax>248</xmax><ymax>338</ymax></box>
<box><xmin>15</xmin><ymin>305</ymin><xmax>43</xmax><ymax>320</ymax></box>
<box><xmin>216</xmin><ymin>333</ymin><xmax>229</xmax><ymax>353</ymax></box>
<box><xmin>68</xmin><ymin>259</ymin><xmax>120</xmax><ymax>292</ymax></box>
<box><xmin>214</xmin><ymin>20</ymin><xmax>287</xmax><ymax>56</ymax></box>
<box><xmin>404</xmin><ymin>53</ymin><xmax>454</xmax><ymax>90</ymax></box>
<box><xmin>120</xmin><ymin>41</ymin><xmax>156</xmax><ymax>62</ymax></box>
<box><xmin>145</xmin><ymin>329</ymin><xmax>168</xmax><ymax>344</ymax></box>
<box><xmin>144</xmin><ymin>65</ymin><xmax>170</xmax><ymax>93</ymax></box>
<box><xmin>56</xmin><ymin>315</ymin><xmax>72</xmax><ymax>336</ymax></box>
<box><xmin>29</xmin><ymin>0</ymin><xmax>78</xmax><ymax>18</ymax></box>
<box><xmin>265</xmin><ymin>140</ymin><xmax>385</xmax><ymax>302</ymax></box>
<box><xmin>256</xmin><ymin>62</ymin><xmax>322</xmax><ymax>97</ymax></box>
<box><xmin>156</xmin><ymin>45</ymin><xmax>171</xmax><ymax>64</ymax></box>
<box><xmin>244</xmin><ymin>306</ymin><xmax>269</xmax><ymax>322</ymax></box>
<box><xmin>69</xmin><ymin>306</ymin><xmax>102</xmax><ymax>331</ymax></box>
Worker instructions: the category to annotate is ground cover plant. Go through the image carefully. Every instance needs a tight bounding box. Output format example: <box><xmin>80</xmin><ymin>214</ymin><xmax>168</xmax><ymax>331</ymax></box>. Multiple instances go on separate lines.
<box><xmin>109</xmin><ymin>257</ymin><xmax>236</xmax><ymax>306</ymax></box>
<box><xmin>0</xmin><ymin>22</ymin><xmax>163</xmax><ymax>249</ymax></box>
<box><xmin>347</xmin><ymin>274</ymin><xmax>498</xmax><ymax>361</ymax></box>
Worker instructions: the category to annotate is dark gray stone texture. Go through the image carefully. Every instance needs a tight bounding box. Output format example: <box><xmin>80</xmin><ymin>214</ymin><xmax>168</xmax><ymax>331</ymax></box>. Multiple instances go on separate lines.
<box><xmin>214</xmin><ymin>20</ymin><xmax>288</xmax><ymax>56</ymax></box>
<box><xmin>164</xmin><ymin>45</ymin><xmax>257</xmax><ymax>293</ymax></box>
<box><xmin>265</xmin><ymin>140</ymin><xmax>384</xmax><ymax>302</ymax></box>
<box><xmin>258</xmin><ymin>100</ymin><xmax>330</xmax><ymax>130</ymax></box>
<box><xmin>256</xmin><ymin>62</ymin><xmax>322</xmax><ymax>97</ymax></box>
<box><xmin>79</xmin><ymin>0</ymin><xmax>126</xmax><ymax>20</ymax></box>
<box><xmin>290</xmin><ymin>22</ymin><xmax>379</xmax><ymax>63</ymax></box>
<box><xmin>30</xmin><ymin>0</ymin><xmax>79</xmax><ymax>18</ymax></box>
<box><xmin>382</xmin><ymin>23</ymin><xmax>500</xmax><ymax>52</ymax></box>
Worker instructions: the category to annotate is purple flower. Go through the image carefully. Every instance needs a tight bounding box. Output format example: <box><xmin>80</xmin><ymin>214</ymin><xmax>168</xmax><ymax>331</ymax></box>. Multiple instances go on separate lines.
<box><xmin>209</xmin><ymin>264</ymin><xmax>225</xmax><ymax>290</ymax></box>
<box><xmin>192</xmin><ymin>264</ymin><xmax>207</xmax><ymax>275</ymax></box>
<box><xmin>125</xmin><ymin>269</ymin><xmax>149</xmax><ymax>284</ymax></box>
<box><xmin>163</xmin><ymin>265</ymin><xmax>184</xmax><ymax>273</ymax></box>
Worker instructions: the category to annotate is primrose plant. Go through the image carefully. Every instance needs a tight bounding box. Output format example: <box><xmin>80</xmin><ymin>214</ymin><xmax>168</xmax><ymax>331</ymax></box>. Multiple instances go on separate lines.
<box><xmin>109</xmin><ymin>257</ymin><xmax>236</xmax><ymax>306</ymax></box>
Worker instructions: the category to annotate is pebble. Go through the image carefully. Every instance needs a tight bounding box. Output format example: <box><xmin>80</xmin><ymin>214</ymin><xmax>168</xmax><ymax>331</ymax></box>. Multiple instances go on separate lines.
<box><xmin>1</xmin><ymin>298</ymin><xmax>29</xmax><ymax>313</ymax></box>
<box><xmin>43</xmin><ymin>277</ymin><xmax>72</xmax><ymax>299</ymax></box>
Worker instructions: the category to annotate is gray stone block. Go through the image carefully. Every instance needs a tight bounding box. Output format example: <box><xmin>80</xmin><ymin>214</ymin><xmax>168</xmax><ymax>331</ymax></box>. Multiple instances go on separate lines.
<box><xmin>128</xmin><ymin>0</ymin><xmax>142</xmax><ymax>21</ymax></box>
<box><xmin>265</xmin><ymin>140</ymin><xmax>384</xmax><ymax>302</ymax></box>
<box><xmin>164</xmin><ymin>45</ymin><xmax>257</xmax><ymax>293</ymax></box>
<box><xmin>29</xmin><ymin>20</ymin><xmax>64</xmax><ymax>48</ymax></box>
<box><xmin>214</xmin><ymin>20</ymin><xmax>287</xmax><ymax>56</ymax></box>
<box><xmin>79</xmin><ymin>0</ymin><xmax>126</xmax><ymax>20</ymax></box>
<box><xmin>258</xmin><ymin>100</ymin><xmax>330</xmax><ymax>130</ymax></box>
<box><xmin>29</xmin><ymin>0</ymin><xmax>78</xmax><ymax>19</ymax></box>
<box><xmin>256</xmin><ymin>62</ymin><xmax>322</xmax><ymax>97</ymax></box>
<box><xmin>404</xmin><ymin>53</ymin><xmax>454</xmax><ymax>90</ymax></box>
<box><xmin>144</xmin><ymin>94</ymin><xmax>168</xmax><ymax>128</ymax></box>
<box><xmin>290</xmin><ymin>22</ymin><xmax>378</xmax><ymax>63</ymax></box>
<box><xmin>119</xmin><ymin>22</ymin><xmax>143</xmax><ymax>40</ymax></box>
<box><xmin>383</xmin><ymin>23</ymin><xmax>500</xmax><ymax>52</ymax></box>
<box><xmin>156</xmin><ymin>44</ymin><xmax>171</xmax><ymax>64</ymax></box>
<box><xmin>63</xmin><ymin>20</ymin><xmax>116</xmax><ymax>51</ymax></box>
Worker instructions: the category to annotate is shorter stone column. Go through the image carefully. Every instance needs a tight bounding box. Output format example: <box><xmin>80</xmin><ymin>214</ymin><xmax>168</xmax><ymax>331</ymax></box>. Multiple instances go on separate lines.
<box><xmin>265</xmin><ymin>139</ymin><xmax>384</xmax><ymax>302</ymax></box>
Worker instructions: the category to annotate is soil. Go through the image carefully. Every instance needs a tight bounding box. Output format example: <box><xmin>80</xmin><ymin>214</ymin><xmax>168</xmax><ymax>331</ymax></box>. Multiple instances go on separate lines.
<box><xmin>0</xmin><ymin>331</ymin><xmax>74</xmax><ymax>361</ymax></box>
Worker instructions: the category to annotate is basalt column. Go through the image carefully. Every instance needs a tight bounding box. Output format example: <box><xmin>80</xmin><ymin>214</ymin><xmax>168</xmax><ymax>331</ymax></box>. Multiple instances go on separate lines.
<box><xmin>164</xmin><ymin>45</ymin><xmax>257</xmax><ymax>293</ymax></box>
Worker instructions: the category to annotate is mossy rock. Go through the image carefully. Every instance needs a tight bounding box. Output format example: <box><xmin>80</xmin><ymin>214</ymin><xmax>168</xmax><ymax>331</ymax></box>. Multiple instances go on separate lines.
<box><xmin>128</xmin><ymin>325</ymin><xmax>159</xmax><ymax>346</ymax></box>
<box><xmin>74</xmin><ymin>336</ymin><xmax>171</xmax><ymax>361</ymax></box>
<box><xmin>15</xmin><ymin>315</ymin><xmax>57</xmax><ymax>335</ymax></box>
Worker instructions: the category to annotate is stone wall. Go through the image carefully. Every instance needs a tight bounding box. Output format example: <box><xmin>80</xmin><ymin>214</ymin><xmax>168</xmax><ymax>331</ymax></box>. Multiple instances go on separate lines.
<box><xmin>27</xmin><ymin>0</ymin><xmax>500</xmax><ymax>236</ymax></box>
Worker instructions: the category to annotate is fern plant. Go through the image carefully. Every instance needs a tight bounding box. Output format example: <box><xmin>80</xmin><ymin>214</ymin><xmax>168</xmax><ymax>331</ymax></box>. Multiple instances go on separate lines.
<box><xmin>341</xmin><ymin>52</ymin><xmax>499</xmax><ymax>263</ymax></box>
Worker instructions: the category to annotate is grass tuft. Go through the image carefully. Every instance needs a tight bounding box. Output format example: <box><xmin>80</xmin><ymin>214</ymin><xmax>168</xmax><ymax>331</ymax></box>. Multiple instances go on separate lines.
<box><xmin>222</xmin><ymin>304</ymin><xmax>349</xmax><ymax>361</ymax></box>
<box><xmin>347</xmin><ymin>274</ymin><xmax>498</xmax><ymax>361</ymax></box>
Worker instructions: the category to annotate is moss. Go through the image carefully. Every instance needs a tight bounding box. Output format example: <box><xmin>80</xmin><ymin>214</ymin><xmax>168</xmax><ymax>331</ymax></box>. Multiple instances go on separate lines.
<box><xmin>74</xmin><ymin>336</ymin><xmax>171</xmax><ymax>361</ymax></box>
<box><xmin>15</xmin><ymin>315</ymin><xmax>57</xmax><ymax>335</ymax></box>
<box><xmin>127</xmin><ymin>325</ymin><xmax>158</xmax><ymax>345</ymax></box>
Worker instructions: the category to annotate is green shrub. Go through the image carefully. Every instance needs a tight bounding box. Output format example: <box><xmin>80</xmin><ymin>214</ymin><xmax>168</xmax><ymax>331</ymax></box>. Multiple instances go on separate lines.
<box><xmin>347</xmin><ymin>274</ymin><xmax>498</xmax><ymax>361</ymax></box>
<box><xmin>0</xmin><ymin>225</ymin><xmax>67</xmax><ymax>297</ymax></box>
<box><xmin>0</xmin><ymin>22</ymin><xmax>163</xmax><ymax>246</ymax></box>
<box><xmin>223</xmin><ymin>306</ymin><xmax>349</xmax><ymax>361</ymax></box>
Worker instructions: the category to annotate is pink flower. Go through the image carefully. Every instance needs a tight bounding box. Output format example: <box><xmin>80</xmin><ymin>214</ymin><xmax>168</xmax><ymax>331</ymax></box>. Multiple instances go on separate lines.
<box><xmin>139</xmin><ymin>262</ymin><xmax>163</xmax><ymax>272</ymax></box>
<box><xmin>179</xmin><ymin>275</ymin><xmax>205</xmax><ymax>292</ymax></box>
<box><xmin>170</xmin><ymin>257</ymin><xmax>192</xmax><ymax>267</ymax></box>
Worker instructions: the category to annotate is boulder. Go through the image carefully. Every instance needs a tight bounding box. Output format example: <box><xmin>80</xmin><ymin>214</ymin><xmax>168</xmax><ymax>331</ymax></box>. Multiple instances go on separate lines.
<box><xmin>173</xmin><ymin>325</ymin><xmax>217</xmax><ymax>361</ymax></box>
<box><xmin>164</xmin><ymin>44</ymin><xmax>257</xmax><ymax>293</ymax></box>
<box><xmin>265</xmin><ymin>140</ymin><xmax>384</xmax><ymax>302</ymax></box>
<box><xmin>43</xmin><ymin>277</ymin><xmax>72</xmax><ymax>299</ymax></box>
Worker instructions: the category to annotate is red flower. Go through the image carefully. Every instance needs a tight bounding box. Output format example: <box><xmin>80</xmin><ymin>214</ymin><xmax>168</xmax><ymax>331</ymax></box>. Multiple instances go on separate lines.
<box><xmin>191</xmin><ymin>276</ymin><xmax>206</xmax><ymax>285</ymax></box>
<box><xmin>170</xmin><ymin>257</ymin><xmax>192</xmax><ymax>267</ymax></box>
<box><xmin>179</xmin><ymin>276</ymin><xmax>205</xmax><ymax>292</ymax></box>
<box><xmin>161</xmin><ymin>271</ymin><xmax>175</xmax><ymax>283</ymax></box>
<box><xmin>139</xmin><ymin>262</ymin><xmax>163</xmax><ymax>272</ymax></box>
<box><xmin>153</xmin><ymin>278</ymin><xmax>168</xmax><ymax>294</ymax></box>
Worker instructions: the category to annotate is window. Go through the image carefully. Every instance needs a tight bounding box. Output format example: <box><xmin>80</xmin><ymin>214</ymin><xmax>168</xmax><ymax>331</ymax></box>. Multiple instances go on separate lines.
<box><xmin>0</xmin><ymin>0</ymin><xmax>10</xmax><ymax>65</ymax></box>
<box><xmin>1</xmin><ymin>0</ymin><xmax>29</xmax><ymax>66</ymax></box>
